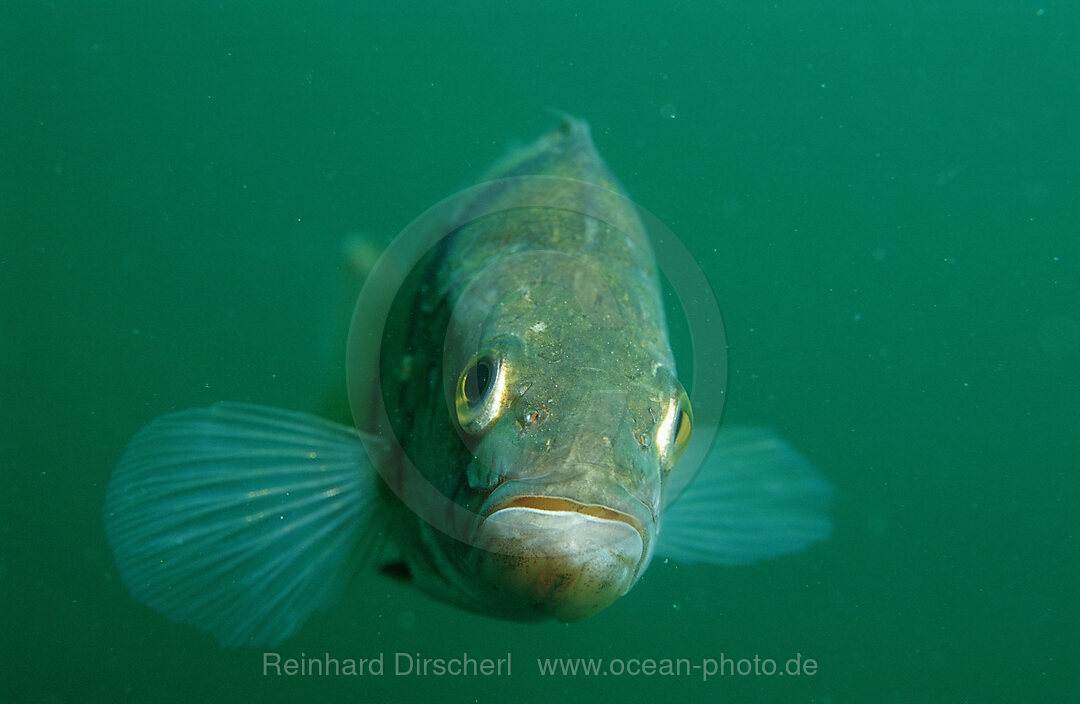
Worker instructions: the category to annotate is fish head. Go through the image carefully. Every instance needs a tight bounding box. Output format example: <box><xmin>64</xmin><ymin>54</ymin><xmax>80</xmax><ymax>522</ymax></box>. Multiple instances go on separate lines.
<box><xmin>442</xmin><ymin>252</ymin><xmax>693</xmax><ymax>620</ymax></box>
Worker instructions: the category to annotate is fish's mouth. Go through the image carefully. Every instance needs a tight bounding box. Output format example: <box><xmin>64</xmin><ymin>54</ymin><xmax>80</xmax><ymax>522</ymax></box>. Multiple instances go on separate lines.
<box><xmin>473</xmin><ymin>496</ymin><xmax>647</xmax><ymax>621</ymax></box>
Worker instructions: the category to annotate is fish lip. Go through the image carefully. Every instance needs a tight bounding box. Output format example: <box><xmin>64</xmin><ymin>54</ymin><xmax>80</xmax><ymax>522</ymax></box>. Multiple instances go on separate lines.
<box><xmin>483</xmin><ymin>495</ymin><xmax>645</xmax><ymax>539</ymax></box>
<box><xmin>479</xmin><ymin>475</ymin><xmax>656</xmax><ymax>528</ymax></box>
<box><xmin>479</xmin><ymin>494</ymin><xmax>652</xmax><ymax>578</ymax></box>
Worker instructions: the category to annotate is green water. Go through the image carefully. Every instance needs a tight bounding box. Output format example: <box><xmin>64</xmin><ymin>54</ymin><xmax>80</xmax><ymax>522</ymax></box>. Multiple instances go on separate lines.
<box><xmin>4</xmin><ymin>2</ymin><xmax>1078</xmax><ymax>702</ymax></box>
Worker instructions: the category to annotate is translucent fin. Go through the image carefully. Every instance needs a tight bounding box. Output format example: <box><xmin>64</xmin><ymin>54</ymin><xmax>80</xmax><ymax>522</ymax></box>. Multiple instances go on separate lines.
<box><xmin>103</xmin><ymin>403</ymin><xmax>387</xmax><ymax>647</ymax></box>
<box><xmin>658</xmin><ymin>426</ymin><xmax>833</xmax><ymax>566</ymax></box>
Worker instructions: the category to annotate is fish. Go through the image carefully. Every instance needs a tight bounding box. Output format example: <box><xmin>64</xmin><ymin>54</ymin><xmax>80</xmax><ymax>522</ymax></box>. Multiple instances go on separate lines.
<box><xmin>103</xmin><ymin>118</ymin><xmax>832</xmax><ymax>647</ymax></box>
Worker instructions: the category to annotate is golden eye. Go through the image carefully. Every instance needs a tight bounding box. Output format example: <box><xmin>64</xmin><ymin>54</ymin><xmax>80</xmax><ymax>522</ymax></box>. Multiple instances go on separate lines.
<box><xmin>672</xmin><ymin>397</ymin><xmax>693</xmax><ymax>460</ymax></box>
<box><xmin>456</xmin><ymin>351</ymin><xmax>507</xmax><ymax>433</ymax></box>
<box><xmin>658</xmin><ymin>389</ymin><xmax>693</xmax><ymax>470</ymax></box>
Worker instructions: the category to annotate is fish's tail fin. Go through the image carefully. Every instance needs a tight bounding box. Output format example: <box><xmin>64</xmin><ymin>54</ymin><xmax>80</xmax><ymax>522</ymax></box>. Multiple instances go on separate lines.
<box><xmin>103</xmin><ymin>403</ymin><xmax>389</xmax><ymax>647</ymax></box>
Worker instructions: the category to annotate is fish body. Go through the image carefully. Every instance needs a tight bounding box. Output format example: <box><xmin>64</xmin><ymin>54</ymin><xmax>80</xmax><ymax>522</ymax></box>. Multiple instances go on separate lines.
<box><xmin>104</xmin><ymin>119</ymin><xmax>832</xmax><ymax>647</ymax></box>
<box><xmin>370</xmin><ymin>120</ymin><xmax>682</xmax><ymax>620</ymax></box>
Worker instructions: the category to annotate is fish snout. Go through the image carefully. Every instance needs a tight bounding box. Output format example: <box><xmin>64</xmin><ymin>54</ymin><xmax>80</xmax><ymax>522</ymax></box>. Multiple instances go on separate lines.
<box><xmin>474</xmin><ymin>497</ymin><xmax>645</xmax><ymax>621</ymax></box>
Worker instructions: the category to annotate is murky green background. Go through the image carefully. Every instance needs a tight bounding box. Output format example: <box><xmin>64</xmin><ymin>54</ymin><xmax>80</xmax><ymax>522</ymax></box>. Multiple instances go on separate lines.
<box><xmin>4</xmin><ymin>2</ymin><xmax>1078</xmax><ymax>702</ymax></box>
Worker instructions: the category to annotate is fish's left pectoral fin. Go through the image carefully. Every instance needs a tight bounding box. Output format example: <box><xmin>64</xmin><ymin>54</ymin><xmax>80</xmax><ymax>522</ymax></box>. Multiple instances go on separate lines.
<box><xmin>657</xmin><ymin>426</ymin><xmax>833</xmax><ymax>566</ymax></box>
<box><xmin>103</xmin><ymin>403</ymin><xmax>389</xmax><ymax>647</ymax></box>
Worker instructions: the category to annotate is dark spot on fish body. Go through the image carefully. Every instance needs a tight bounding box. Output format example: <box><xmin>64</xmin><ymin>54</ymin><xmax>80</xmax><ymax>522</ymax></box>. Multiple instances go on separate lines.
<box><xmin>380</xmin><ymin>560</ymin><xmax>413</xmax><ymax>583</ymax></box>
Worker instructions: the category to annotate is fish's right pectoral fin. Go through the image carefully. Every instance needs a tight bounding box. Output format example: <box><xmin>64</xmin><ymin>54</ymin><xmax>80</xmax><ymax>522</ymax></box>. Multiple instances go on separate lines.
<box><xmin>658</xmin><ymin>426</ymin><xmax>833</xmax><ymax>566</ymax></box>
<box><xmin>103</xmin><ymin>403</ymin><xmax>390</xmax><ymax>647</ymax></box>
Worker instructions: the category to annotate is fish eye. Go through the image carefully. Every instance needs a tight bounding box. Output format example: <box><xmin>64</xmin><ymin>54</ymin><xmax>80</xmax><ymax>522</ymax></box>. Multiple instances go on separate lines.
<box><xmin>672</xmin><ymin>401</ymin><xmax>692</xmax><ymax>457</ymax></box>
<box><xmin>456</xmin><ymin>350</ymin><xmax>507</xmax><ymax>434</ymax></box>
<box><xmin>462</xmin><ymin>357</ymin><xmax>495</xmax><ymax>407</ymax></box>
<box><xmin>657</xmin><ymin>389</ymin><xmax>693</xmax><ymax>471</ymax></box>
